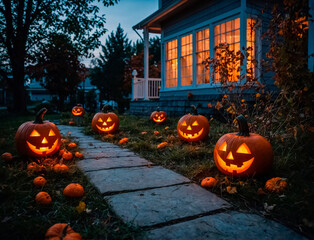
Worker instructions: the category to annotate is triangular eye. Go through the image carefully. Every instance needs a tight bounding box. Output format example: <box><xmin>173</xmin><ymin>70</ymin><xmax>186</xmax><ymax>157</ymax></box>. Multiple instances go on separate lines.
<box><xmin>182</xmin><ymin>121</ymin><xmax>187</xmax><ymax>126</ymax></box>
<box><xmin>30</xmin><ymin>130</ymin><xmax>40</xmax><ymax>137</ymax></box>
<box><xmin>219</xmin><ymin>141</ymin><xmax>227</xmax><ymax>151</ymax></box>
<box><xmin>98</xmin><ymin>118</ymin><xmax>103</xmax><ymax>122</ymax></box>
<box><xmin>236</xmin><ymin>143</ymin><xmax>251</xmax><ymax>154</ymax></box>
<box><xmin>48</xmin><ymin>129</ymin><xmax>56</xmax><ymax>136</ymax></box>
<box><xmin>107</xmin><ymin>117</ymin><xmax>112</xmax><ymax>122</ymax></box>
<box><xmin>192</xmin><ymin>121</ymin><xmax>198</xmax><ymax>126</ymax></box>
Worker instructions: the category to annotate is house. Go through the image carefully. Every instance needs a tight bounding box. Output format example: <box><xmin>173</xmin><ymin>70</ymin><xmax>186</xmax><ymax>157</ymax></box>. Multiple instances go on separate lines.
<box><xmin>130</xmin><ymin>0</ymin><xmax>313</xmax><ymax>116</ymax></box>
<box><xmin>25</xmin><ymin>78</ymin><xmax>57</xmax><ymax>102</ymax></box>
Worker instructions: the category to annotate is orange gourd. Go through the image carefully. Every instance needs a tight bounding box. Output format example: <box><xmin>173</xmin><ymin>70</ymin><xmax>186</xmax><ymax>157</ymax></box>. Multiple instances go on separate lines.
<box><xmin>62</xmin><ymin>151</ymin><xmax>73</xmax><ymax>160</ymax></box>
<box><xmin>265</xmin><ymin>177</ymin><xmax>287</xmax><ymax>193</ymax></box>
<box><xmin>63</xmin><ymin>183</ymin><xmax>84</xmax><ymax>198</ymax></box>
<box><xmin>53</xmin><ymin>163</ymin><xmax>69</xmax><ymax>173</ymax></box>
<box><xmin>74</xmin><ymin>152</ymin><xmax>84</xmax><ymax>158</ymax></box>
<box><xmin>35</xmin><ymin>191</ymin><xmax>52</xmax><ymax>205</ymax></box>
<box><xmin>33</xmin><ymin>176</ymin><xmax>47</xmax><ymax>187</ymax></box>
<box><xmin>201</xmin><ymin>177</ymin><xmax>217</xmax><ymax>188</ymax></box>
<box><xmin>45</xmin><ymin>223</ymin><xmax>82</xmax><ymax>240</ymax></box>
<box><xmin>68</xmin><ymin>142</ymin><xmax>77</xmax><ymax>148</ymax></box>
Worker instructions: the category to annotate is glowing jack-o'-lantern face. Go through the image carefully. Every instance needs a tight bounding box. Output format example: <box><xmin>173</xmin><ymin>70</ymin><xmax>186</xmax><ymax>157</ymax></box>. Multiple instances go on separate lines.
<box><xmin>214</xmin><ymin>115</ymin><xmax>273</xmax><ymax>177</ymax></box>
<box><xmin>92</xmin><ymin>107</ymin><xmax>119</xmax><ymax>134</ymax></box>
<box><xmin>15</xmin><ymin>108</ymin><xmax>61</xmax><ymax>157</ymax></box>
<box><xmin>177</xmin><ymin>113</ymin><xmax>209</xmax><ymax>142</ymax></box>
<box><xmin>150</xmin><ymin>108</ymin><xmax>167</xmax><ymax>123</ymax></box>
<box><xmin>72</xmin><ymin>104</ymin><xmax>85</xmax><ymax>116</ymax></box>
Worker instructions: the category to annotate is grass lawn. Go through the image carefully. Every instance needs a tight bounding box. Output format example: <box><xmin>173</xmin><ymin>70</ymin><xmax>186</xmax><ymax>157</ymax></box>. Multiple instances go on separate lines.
<box><xmin>0</xmin><ymin>112</ymin><xmax>140</xmax><ymax>239</ymax></box>
<box><xmin>75</xmin><ymin>113</ymin><xmax>313</xmax><ymax>239</ymax></box>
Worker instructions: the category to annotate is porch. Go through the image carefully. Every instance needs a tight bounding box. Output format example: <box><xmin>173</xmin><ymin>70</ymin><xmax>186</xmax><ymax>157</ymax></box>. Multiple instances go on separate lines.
<box><xmin>132</xmin><ymin>75</ymin><xmax>161</xmax><ymax>100</ymax></box>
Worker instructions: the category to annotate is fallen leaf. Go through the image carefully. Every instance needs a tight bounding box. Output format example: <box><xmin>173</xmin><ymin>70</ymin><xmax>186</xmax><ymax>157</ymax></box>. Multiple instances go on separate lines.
<box><xmin>154</xmin><ymin>131</ymin><xmax>160</xmax><ymax>135</ymax></box>
<box><xmin>76</xmin><ymin>201</ymin><xmax>86</xmax><ymax>214</ymax></box>
<box><xmin>157</xmin><ymin>142</ymin><xmax>168</xmax><ymax>149</ymax></box>
<box><xmin>226</xmin><ymin>186</ymin><xmax>237</xmax><ymax>194</ymax></box>
<box><xmin>141</xmin><ymin>131</ymin><xmax>148</xmax><ymax>135</ymax></box>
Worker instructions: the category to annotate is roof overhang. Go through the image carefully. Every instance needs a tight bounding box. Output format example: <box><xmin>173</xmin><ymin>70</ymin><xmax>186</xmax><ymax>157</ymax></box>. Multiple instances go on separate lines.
<box><xmin>133</xmin><ymin>0</ymin><xmax>190</xmax><ymax>33</ymax></box>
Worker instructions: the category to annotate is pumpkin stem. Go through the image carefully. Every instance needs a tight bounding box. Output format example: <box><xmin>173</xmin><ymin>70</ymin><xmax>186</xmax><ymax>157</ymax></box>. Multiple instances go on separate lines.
<box><xmin>34</xmin><ymin>108</ymin><xmax>47</xmax><ymax>124</ymax></box>
<box><xmin>156</xmin><ymin>107</ymin><xmax>160</xmax><ymax>112</ymax></box>
<box><xmin>62</xmin><ymin>224</ymin><xmax>70</xmax><ymax>239</ymax></box>
<box><xmin>191</xmin><ymin>103</ymin><xmax>201</xmax><ymax>115</ymax></box>
<box><xmin>102</xmin><ymin>104</ymin><xmax>112</xmax><ymax>113</ymax></box>
<box><xmin>236</xmin><ymin>115</ymin><xmax>250</xmax><ymax>137</ymax></box>
<box><xmin>77</xmin><ymin>103</ymin><xmax>82</xmax><ymax>107</ymax></box>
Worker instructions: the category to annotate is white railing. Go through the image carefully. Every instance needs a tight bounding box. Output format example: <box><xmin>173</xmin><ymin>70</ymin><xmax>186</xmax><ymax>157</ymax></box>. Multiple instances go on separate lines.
<box><xmin>132</xmin><ymin>77</ymin><xmax>161</xmax><ymax>100</ymax></box>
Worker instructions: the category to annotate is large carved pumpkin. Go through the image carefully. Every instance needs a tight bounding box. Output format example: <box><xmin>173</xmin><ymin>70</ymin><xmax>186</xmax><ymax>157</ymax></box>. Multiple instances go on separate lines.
<box><xmin>150</xmin><ymin>107</ymin><xmax>167</xmax><ymax>123</ymax></box>
<box><xmin>15</xmin><ymin>108</ymin><xmax>61</xmax><ymax>157</ymax></box>
<box><xmin>177</xmin><ymin>105</ymin><xmax>209</xmax><ymax>142</ymax></box>
<box><xmin>72</xmin><ymin>104</ymin><xmax>85</xmax><ymax>116</ymax></box>
<box><xmin>214</xmin><ymin>115</ymin><xmax>273</xmax><ymax>177</ymax></box>
<box><xmin>92</xmin><ymin>105</ymin><xmax>119</xmax><ymax>134</ymax></box>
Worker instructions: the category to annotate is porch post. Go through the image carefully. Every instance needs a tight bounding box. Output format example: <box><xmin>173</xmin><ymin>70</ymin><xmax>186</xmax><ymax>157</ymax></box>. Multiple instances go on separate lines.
<box><xmin>143</xmin><ymin>27</ymin><xmax>149</xmax><ymax>100</ymax></box>
<box><xmin>309</xmin><ymin>0</ymin><xmax>314</xmax><ymax>72</ymax></box>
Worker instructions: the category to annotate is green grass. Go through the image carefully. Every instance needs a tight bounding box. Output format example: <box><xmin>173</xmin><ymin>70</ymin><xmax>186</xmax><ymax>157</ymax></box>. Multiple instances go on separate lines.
<box><xmin>0</xmin><ymin>113</ymin><xmax>140</xmax><ymax>239</ymax></box>
<box><xmin>80</xmin><ymin>114</ymin><xmax>314</xmax><ymax>239</ymax></box>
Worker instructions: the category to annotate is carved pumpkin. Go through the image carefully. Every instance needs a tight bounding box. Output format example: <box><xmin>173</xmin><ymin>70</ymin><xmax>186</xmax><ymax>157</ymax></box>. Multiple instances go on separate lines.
<box><xmin>150</xmin><ymin>107</ymin><xmax>167</xmax><ymax>123</ymax></box>
<box><xmin>214</xmin><ymin>115</ymin><xmax>273</xmax><ymax>177</ymax></box>
<box><xmin>63</xmin><ymin>183</ymin><xmax>84</xmax><ymax>198</ymax></box>
<box><xmin>72</xmin><ymin>104</ymin><xmax>85</xmax><ymax>116</ymax></box>
<box><xmin>15</xmin><ymin>108</ymin><xmax>61</xmax><ymax>157</ymax></box>
<box><xmin>35</xmin><ymin>191</ymin><xmax>52</xmax><ymax>205</ymax></box>
<box><xmin>92</xmin><ymin>105</ymin><xmax>119</xmax><ymax>134</ymax></box>
<box><xmin>177</xmin><ymin>105</ymin><xmax>209</xmax><ymax>142</ymax></box>
<box><xmin>45</xmin><ymin>223</ymin><xmax>82</xmax><ymax>240</ymax></box>
<box><xmin>33</xmin><ymin>176</ymin><xmax>47</xmax><ymax>187</ymax></box>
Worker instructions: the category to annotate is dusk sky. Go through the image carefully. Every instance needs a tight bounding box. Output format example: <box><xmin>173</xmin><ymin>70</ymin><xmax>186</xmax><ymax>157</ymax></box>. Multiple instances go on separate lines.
<box><xmin>84</xmin><ymin>0</ymin><xmax>159</xmax><ymax>66</ymax></box>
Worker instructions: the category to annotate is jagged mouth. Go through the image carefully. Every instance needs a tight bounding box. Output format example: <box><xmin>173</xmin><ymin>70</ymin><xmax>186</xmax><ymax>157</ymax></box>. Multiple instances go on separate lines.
<box><xmin>96</xmin><ymin>123</ymin><xmax>115</xmax><ymax>132</ymax></box>
<box><xmin>178</xmin><ymin>128</ymin><xmax>204</xmax><ymax>139</ymax></box>
<box><xmin>72</xmin><ymin>111</ymin><xmax>82</xmax><ymax>116</ymax></box>
<box><xmin>153</xmin><ymin>117</ymin><xmax>165</xmax><ymax>122</ymax></box>
<box><xmin>216</xmin><ymin>150</ymin><xmax>254</xmax><ymax>174</ymax></box>
<box><xmin>26</xmin><ymin>139</ymin><xmax>59</xmax><ymax>155</ymax></box>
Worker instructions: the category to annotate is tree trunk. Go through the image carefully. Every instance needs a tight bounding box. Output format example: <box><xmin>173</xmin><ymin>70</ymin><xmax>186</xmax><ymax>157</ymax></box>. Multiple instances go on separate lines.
<box><xmin>10</xmin><ymin>56</ymin><xmax>27</xmax><ymax>113</ymax></box>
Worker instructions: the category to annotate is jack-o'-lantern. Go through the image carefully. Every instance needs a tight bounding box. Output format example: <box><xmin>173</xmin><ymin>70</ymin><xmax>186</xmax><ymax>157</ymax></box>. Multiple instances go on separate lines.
<box><xmin>92</xmin><ymin>105</ymin><xmax>119</xmax><ymax>134</ymax></box>
<box><xmin>214</xmin><ymin>115</ymin><xmax>273</xmax><ymax>177</ymax></box>
<box><xmin>15</xmin><ymin>108</ymin><xmax>61</xmax><ymax>157</ymax></box>
<box><xmin>72</xmin><ymin>104</ymin><xmax>85</xmax><ymax>116</ymax></box>
<box><xmin>177</xmin><ymin>105</ymin><xmax>209</xmax><ymax>142</ymax></box>
<box><xmin>150</xmin><ymin>107</ymin><xmax>167</xmax><ymax>123</ymax></box>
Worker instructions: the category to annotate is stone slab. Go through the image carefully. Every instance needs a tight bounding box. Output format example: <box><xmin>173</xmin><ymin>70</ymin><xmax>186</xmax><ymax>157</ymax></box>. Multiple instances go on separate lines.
<box><xmin>81</xmin><ymin>147</ymin><xmax>130</xmax><ymax>153</ymax></box>
<box><xmin>86</xmin><ymin>166</ymin><xmax>191</xmax><ymax>194</ymax></box>
<box><xmin>79</xmin><ymin>143</ymin><xmax>120</xmax><ymax>149</ymax></box>
<box><xmin>83</xmin><ymin>150</ymin><xmax>135</xmax><ymax>159</ymax></box>
<box><xmin>144</xmin><ymin>211</ymin><xmax>305</xmax><ymax>240</ymax></box>
<box><xmin>106</xmin><ymin>183</ymin><xmax>230</xmax><ymax>227</ymax></box>
<box><xmin>77</xmin><ymin>156</ymin><xmax>152</xmax><ymax>172</ymax></box>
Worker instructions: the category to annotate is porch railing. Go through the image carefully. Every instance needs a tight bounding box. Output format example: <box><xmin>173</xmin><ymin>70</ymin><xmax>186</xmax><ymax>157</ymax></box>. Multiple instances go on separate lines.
<box><xmin>132</xmin><ymin>77</ymin><xmax>161</xmax><ymax>100</ymax></box>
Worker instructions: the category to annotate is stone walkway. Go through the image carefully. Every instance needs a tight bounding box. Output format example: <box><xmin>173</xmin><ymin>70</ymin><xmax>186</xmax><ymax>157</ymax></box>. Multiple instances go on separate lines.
<box><xmin>58</xmin><ymin>125</ymin><xmax>306</xmax><ymax>240</ymax></box>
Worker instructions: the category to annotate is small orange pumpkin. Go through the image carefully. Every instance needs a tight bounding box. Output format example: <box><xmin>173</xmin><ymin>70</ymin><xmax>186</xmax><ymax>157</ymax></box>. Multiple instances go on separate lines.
<box><xmin>45</xmin><ymin>223</ymin><xmax>82</xmax><ymax>240</ymax></box>
<box><xmin>35</xmin><ymin>191</ymin><xmax>52</xmax><ymax>205</ymax></box>
<box><xmin>177</xmin><ymin>105</ymin><xmax>209</xmax><ymax>142</ymax></box>
<box><xmin>53</xmin><ymin>163</ymin><xmax>69</xmax><ymax>173</ymax></box>
<box><xmin>69</xmin><ymin>120</ymin><xmax>76</xmax><ymax>126</ymax></box>
<box><xmin>265</xmin><ymin>177</ymin><xmax>288</xmax><ymax>193</ymax></box>
<box><xmin>119</xmin><ymin>138</ymin><xmax>128</xmax><ymax>144</ymax></box>
<box><xmin>27</xmin><ymin>162</ymin><xmax>44</xmax><ymax>173</ymax></box>
<box><xmin>59</xmin><ymin>149</ymin><xmax>65</xmax><ymax>156</ymax></box>
<box><xmin>1</xmin><ymin>152</ymin><xmax>13</xmax><ymax>162</ymax></box>
<box><xmin>201</xmin><ymin>177</ymin><xmax>218</xmax><ymax>188</ymax></box>
<box><xmin>15</xmin><ymin>108</ymin><xmax>61</xmax><ymax>157</ymax></box>
<box><xmin>75</xmin><ymin>152</ymin><xmax>84</xmax><ymax>158</ymax></box>
<box><xmin>150</xmin><ymin>107</ymin><xmax>167</xmax><ymax>123</ymax></box>
<box><xmin>214</xmin><ymin>115</ymin><xmax>273</xmax><ymax>177</ymax></box>
<box><xmin>72</xmin><ymin>104</ymin><xmax>85</xmax><ymax>117</ymax></box>
<box><xmin>92</xmin><ymin>105</ymin><xmax>119</xmax><ymax>134</ymax></box>
<box><xmin>62</xmin><ymin>151</ymin><xmax>73</xmax><ymax>160</ymax></box>
<box><xmin>33</xmin><ymin>176</ymin><xmax>47</xmax><ymax>187</ymax></box>
<box><xmin>157</xmin><ymin>142</ymin><xmax>168</xmax><ymax>149</ymax></box>
<box><xmin>68</xmin><ymin>142</ymin><xmax>77</xmax><ymax>148</ymax></box>
<box><xmin>63</xmin><ymin>183</ymin><xmax>84</xmax><ymax>198</ymax></box>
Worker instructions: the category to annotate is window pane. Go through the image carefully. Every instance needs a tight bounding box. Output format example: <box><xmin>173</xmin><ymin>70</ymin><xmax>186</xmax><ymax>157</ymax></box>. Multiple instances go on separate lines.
<box><xmin>166</xmin><ymin>39</ymin><xmax>178</xmax><ymax>87</ymax></box>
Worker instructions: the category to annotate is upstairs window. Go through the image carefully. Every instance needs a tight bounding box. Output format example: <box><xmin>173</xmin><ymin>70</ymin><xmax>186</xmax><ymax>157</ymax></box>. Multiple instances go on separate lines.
<box><xmin>180</xmin><ymin>34</ymin><xmax>193</xmax><ymax>86</ymax></box>
<box><xmin>196</xmin><ymin>29</ymin><xmax>210</xmax><ymax>84</ymax></box>
<box><xmin>166</xmin><ymin>39</ymin><xmax>178</xmax><ymax>87</ymax></box>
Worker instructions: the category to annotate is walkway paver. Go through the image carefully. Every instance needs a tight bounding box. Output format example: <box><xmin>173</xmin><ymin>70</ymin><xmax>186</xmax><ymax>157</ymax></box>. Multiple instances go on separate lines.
<box><xmin>57</xmin><ymin>125</ymin><xmax>306</xmax><ymax>240</ymax></box>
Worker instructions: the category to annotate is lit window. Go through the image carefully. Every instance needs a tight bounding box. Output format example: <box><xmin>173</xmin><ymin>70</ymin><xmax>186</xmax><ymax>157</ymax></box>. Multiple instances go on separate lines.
<box><xmin>180</xmin><ymin>34</ymin><xmax>193</xmax><ymax>86</ymax></box>
<box><xmin>196</xmin><ymin>29</ymin><xmax>210</xmax><ymax>84</ymax></box>
<box><xmin>247</xmin><ymin>18</ymin><xmax>256</xmax><ymax>80</ymax></box>
<box><xmin>166</xmin><ymin>39</ymin><xmax>178</xmax><ymax>87</ymax></box>
<box><xmin>214</xmin><ymin>18</ymin><xmax>241</xmax><ymax>82</ymax></box>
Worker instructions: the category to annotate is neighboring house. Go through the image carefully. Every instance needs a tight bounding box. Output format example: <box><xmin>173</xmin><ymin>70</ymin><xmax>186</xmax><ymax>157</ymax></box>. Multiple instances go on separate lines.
<box><xmin>130</xmin><ymin>0</ymin><xmax>313</xmax><ymax>116</ymax></box>
<box><xmin>25</xmin><ymin>78</ymin><xmax>57</xmax><ymax>102</ymax></box>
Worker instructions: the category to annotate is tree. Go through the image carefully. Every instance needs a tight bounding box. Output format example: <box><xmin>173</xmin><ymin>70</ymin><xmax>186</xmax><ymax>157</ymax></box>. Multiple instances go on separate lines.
<box><xmin>28</xmin><ymin>33</ymin><xmax>86</xmax><ymax>111</ymax></box>
<box><xmin>0</xmin><ymin>0</ymin><xmax>118</xmax><ymax>112</ymax></box>
<box><xmin>90</xmin><ymin>24</ymin><xmax>132</xmax><ymax>110</ymax></box>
